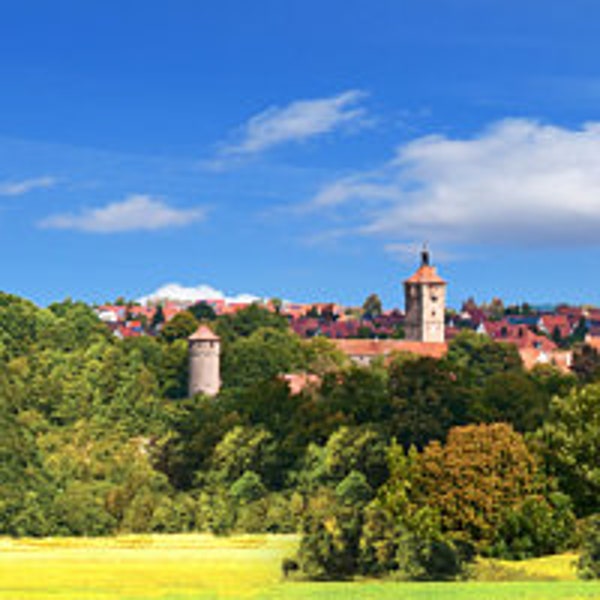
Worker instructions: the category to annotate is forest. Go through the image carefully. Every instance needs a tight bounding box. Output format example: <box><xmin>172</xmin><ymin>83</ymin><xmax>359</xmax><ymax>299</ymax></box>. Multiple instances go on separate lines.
<box><xmin>0</xmin><ymin>291</ymin><xmax>599</xmax><ymax>581</ymax></box>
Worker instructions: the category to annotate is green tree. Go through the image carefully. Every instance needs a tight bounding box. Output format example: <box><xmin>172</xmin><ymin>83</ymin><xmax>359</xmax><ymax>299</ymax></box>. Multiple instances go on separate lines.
<box><xmin>571</xmin><ymin>344</ymin><xmax>600</xmax><ymax>383</ymax></box>
<box><xmin>151</xmin><ymin>305</ymin><xmax>165</xmax><ymax>329</ymax></box>
<box><xmin>470</xmin><ymin>370</ymin><xmax>550</xmax><ymax>432</ymax></box>
<box><xmin>446</xmin><ymin>330</ymin><xmax>523</xmax><ymax>386</ymax></box>
<box><xmin>490</xmin><ymin>493</ymin><xmax>575</xmax><ymax>559</ymax></box>
<box><xmin>416</xmin><ymin>423</ymin><xmax>538</xmax><ymax>549</ymax></box>
<box><xmin>362</xmin><ymin>294</ymin><xmax>383</xmax><ymax>320</ymax></box>
<box><xmin>221</xmin><ymin>327</ymin><xmax>306</xmax><ymax>389</ymax></box>
<box><xmin>537</xmin><ymin>383</ymin><xmax>600</xmax><ymax>516</ymax></box>
<box><xmin>578</xmin><ymin>515</ymin><xmax>600</xmax><ymax>579</ymax></box>
<box><xmin>387</xmin><ymin>356</ymin><xmax>469</xmax><ymax>448</ymax></box>
<box><xmin>216</xmin><ymin>304</ymin><xmax>288</xmax><ymax>343</ymax></box>
<box><xmin>188</xmin><ymin>302</ymin><xmax>217</xmax><ymax>321</ymax></box>
<box><xmin>159</xmin><ymin>311</ymin><xmax>199</xmax><ymax>344</ymax></box>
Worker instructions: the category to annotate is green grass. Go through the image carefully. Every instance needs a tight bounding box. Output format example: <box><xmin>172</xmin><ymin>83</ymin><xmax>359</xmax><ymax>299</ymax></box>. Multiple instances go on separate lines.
<box><xmin>1</xmin><ymin>534</ymin><xmax>599</xmax><ymax>600</ymax></box>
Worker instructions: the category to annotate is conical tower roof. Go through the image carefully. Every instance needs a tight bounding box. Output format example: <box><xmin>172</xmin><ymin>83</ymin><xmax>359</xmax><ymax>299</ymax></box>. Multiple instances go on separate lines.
<box><xmin>404</xmin><ymin>264</ymin><xmax>446</xmax><ymax>284</ymax></box>
<box><xmin>188</xmin><ymin>324</ymin><xmax>220</xmax><ymax>341</ymax></box>
<box><xmin>404</xmin><ymin>245</ymin><xmax>446</xmax><ymax>284</ymax></box>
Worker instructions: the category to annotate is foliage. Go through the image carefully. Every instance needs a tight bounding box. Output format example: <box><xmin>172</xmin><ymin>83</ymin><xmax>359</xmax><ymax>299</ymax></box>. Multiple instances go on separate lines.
<box><xmin>446</xmin><ymin>330</ymin><xmax>523</xmax><ymax>386</ymax></box>
<box><xmin>490</xmin><ymin>493</ymin><xmax>576</xmax><ymax>559</ymax></box>
<box><xmin>159</xmin><ymin>311</ymin><xmax>199</xmax><ymax>343</ymax></box>
<box><xmin>387</xmin><ymin>355</ymin><xmax>469</xmax><ymax>448</ymax></box>
<box><xmin>296</xmin><ymin>489</ymin><xmax>363</xmax><ymax>580</ymax></box>
<box><xmin>578</xmin><ymin>515</ymin><xmax>600</xmax><ymax>579</ymax></box>
<box><xmin>536</xmin><ymin>383</ymin><xmax>600</xmax><ymax>516</ymax></box>
<box><xmin>216</xmin><ymin>303</ymin><xmax>288</xmax><ymax>343</ymax></box>
<box><xmin>362</xmin><ymin>293</ymin><xmax>383</xmax><ymax>319</ymax></box>
<box><xmin>416</xmin><ymin>423</ymin><xmax>538</xmax><ymax>549</ymax></box>
<box><xmin>470</xmin><ymin>370</ymin><xmax>550</xmax><ymax>432</ymax></box>
<box><xmin>571</xmin><ymin>344</ymin><xmax>600</xmax><ymax>383</ymax></box>
<box><xmin>188</xmin><ymin>301</ymin><xmax>217</xmax><ymax>321</ymax></box>
<box><xmin>221</xmin><ymin>327</ymin><xmax>306</xmax><ymax>389</ymax></box>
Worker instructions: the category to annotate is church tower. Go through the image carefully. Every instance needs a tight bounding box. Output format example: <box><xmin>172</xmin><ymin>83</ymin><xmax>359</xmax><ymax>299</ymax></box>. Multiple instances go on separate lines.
<box><xmin>188</xmin><ymin>325</ymin><xmax>221</xmax><ymax>397</ymax></box>
<box><xmin>404</xmin><ymin>246</ymin><xmax>447</xmax><ymax>343</ymax></box>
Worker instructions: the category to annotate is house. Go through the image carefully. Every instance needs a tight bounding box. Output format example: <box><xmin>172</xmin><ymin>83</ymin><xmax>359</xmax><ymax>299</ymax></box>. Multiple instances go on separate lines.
<box><xmin>537</xmin><ymin>314</ymin><xmax>572</xmax><ymax>339</ymax></box>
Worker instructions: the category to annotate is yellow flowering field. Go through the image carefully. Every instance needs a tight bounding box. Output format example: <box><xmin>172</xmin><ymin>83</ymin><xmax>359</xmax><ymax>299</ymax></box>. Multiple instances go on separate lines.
<box><xmin>1</xmin><ymin>534</ymin><xmax>600</xmax><ymax>600</ymax></box>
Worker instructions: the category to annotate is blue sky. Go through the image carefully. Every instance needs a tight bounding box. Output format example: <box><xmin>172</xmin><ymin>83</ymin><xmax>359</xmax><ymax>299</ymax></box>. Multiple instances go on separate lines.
<box><xmin>2</xmin><ymin>0</ymin><xmax>600</xmax><ymax>308</ymax></box>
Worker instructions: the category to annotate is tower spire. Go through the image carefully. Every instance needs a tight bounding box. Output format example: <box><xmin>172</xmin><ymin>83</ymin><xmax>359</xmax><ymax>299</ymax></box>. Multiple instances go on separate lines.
<box><xmin>421</xmin><ymin>242</ymin><xmax>430</xmax><ymax>267</ymax></box>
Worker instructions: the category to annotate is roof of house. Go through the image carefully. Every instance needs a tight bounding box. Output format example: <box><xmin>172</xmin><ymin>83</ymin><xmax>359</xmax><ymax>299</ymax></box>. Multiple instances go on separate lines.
<box><xmin>332</xmin><ymin>335</ymin><xmax>574</xmax><ymax>372</ymax></box>
<box><xmin>189</xmin><ymin>325</ymin><xmax>220</xmax><ymax>341</ymax></box>
<box><xmin>404</xmin><ymin>264</ymin><xmax>446</xmax><ymax>285</ymax></box>
<box><xmin>519</xmin><ymin>348</ymin><xmax>572</xmax><ymax>372</ymax></box>
<box><xmin>281</xmin><ymin>373</ymin><xmax>321</xmax><ymax>395</ymax></box>
<box><xmin>333</xmin><ymin>339</ymin><xmax>448</xmax><ymax>358</ymax></box>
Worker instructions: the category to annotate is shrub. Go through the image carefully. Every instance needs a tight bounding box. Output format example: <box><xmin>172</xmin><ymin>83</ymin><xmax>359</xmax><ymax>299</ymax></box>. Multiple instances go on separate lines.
<box><xmin>489</xmin><ymin>493</ymin><xmax>576</xmax><ymax>559</ymax></box>
<box><xmin>578</xmin><ymin>515</ymin><xmax>600</xmax><ymax>579</ymax></box>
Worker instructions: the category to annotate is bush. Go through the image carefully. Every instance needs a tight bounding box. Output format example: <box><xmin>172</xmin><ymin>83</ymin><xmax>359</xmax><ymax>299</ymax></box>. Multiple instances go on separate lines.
<box><xmin>489</xmin><ymin>493</ymin><xmax>576</xmax><ymax>559</ymax></box>
<box><xmin>395</xmin><ymin>528</ymin><xmax>464</xmax><ymax>581</ymax></box>
<box><xmin>578</xmin><ymin>515</ymin><xmax>600</xmax><ymax>579</ymax></box>
<box><xmin>296</xmin><ymin>490</ymin><xmax>362</xmax><ymax>580</ymax></box>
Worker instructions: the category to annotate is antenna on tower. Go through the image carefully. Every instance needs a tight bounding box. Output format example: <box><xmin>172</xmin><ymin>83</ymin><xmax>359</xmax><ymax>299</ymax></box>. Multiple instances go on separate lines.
<box><xmin>421</xmin><ymin>242</ymin><xmax>430</xmax><ymax>267</ymax></box>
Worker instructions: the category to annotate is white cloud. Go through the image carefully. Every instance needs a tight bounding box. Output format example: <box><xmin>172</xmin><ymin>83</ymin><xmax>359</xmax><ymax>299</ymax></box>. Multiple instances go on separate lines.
<box><xmin>222</xmin><ymin>90</ymin><xmax>369</xmax><ymax>156</ymax></box>
<box><xmin>309</xmin><ymin>119</ymin><xmax>600</xmax><ymax>248</ymax></box>
<box><xmin>39</xmin><ymin>194</ymin><xmax>206</xmax><ymax>233</ymax></box>
<box><xmin>0</xmin><ymin>176</ymin><xmax>57</xmax><ymax>196</ymax></box>
<box><xmin>138</xmin><ymin>283</ymin><xmax>260</xmax><ymax>305</ymax></box>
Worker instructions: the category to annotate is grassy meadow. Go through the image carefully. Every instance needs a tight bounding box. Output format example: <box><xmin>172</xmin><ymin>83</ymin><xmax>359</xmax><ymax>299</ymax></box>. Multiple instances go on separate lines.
<box><xmin>1</xmin><ymin>534</ymin><xmax>600</xmax><ymax>600</ymax></box>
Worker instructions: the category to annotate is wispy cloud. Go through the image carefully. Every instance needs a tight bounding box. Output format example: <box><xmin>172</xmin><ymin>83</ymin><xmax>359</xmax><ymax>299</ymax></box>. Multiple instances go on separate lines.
<box><xmin>308</xmin><ymin>119</ymin><xmax>600</xmax><ymax>250</ymax></box>
<box><xmin>39</xmin><ymin>194</ymin><xmax>206</xmax><ymax>233</ymax></box>
<box><xmin>218</xmin><ymin>90</ymin><xmax>369</xmax><ymax>159</ymax></box>
<box><xmin>0</xmin><ymin>176</ymin><xmax>58</xmax><ymax>196</ymax></box>
<box><xmin>138</xmin><ymin>283</ymin><xmax>260</xmax><ymax>305</ymax></box>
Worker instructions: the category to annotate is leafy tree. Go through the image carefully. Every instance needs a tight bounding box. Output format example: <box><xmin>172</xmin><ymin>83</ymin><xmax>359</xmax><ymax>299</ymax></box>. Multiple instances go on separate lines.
<box><xmin>470</xmin><ymin>370</ymin><xmax>550</xmax><ymax>432</ymax></box>
<box><xmin>362</xmin><ymin>293</ymin><xmax>383</xmax><ymax>320</ymax></box>
<box><xmin>490</xmin><ymin>493</ymin><xmax>575</xmax><ymax>559</ymax></box>
<box><xmin>578</xmin><ymin>515</ymin><xmax>600</xmax><ymax>579</ymax></box>
<box><xmin>304</xmin><ymin>336</ymin><xmax>348</xmax><ymax>376</ymax></box>
<box><xmin>321</xmin><ymin>364</ymin><xmax>389</xmax><ymax>426</ymax></box>
<box><xmin>270</xmin><ymin>298</ymin><xmax>283</xmax><ymax>314</ymax></box>
<box><xmin>151</xmin><ymin>305</ymin><xmax>165</xmax><ymax>329</ymax></box>
<box><xmin>387</xmin><ymin>356</ymin><xmax>469</xmax><ymax>448</ymax></box>
<box><xmin>322</xmin><ymin>426</ymin><xmax>389</xmax><ymax>489</ymax></box>
<box><xmin>159</xmin><ymin>311</ymin><xmax>199</xmax><ymax>343</ymax></box>
<box><xmin>207</xmin><ymin>425</ymin><xmax>275</xmax><ymax>486</ymax></box>
<box><xmin>229</xmin><ymin>470</ymin><xmax>266</xmax><ymax>503</ymax></box>
<box><xmin>216</xmin><ymin>304</ymin><xmax>288</xmax><ymax>343</ymax></box>
<box><xmin>536</xmin><ymin>383</ymin><xmax>600</xmax><ymax>516</ymax></box>
<box><xmin>359</xmin><ymin>442</ymin><xmax>468</xmax><ymax>580</ymax></box>
<box><xmin>416</xmin><ymin>423</ymin><xmax>537</xmax><ymax>549</ymax></box>
<box><xmin>188</xmin><ymin>301</ymin><xmax>217</xmax><ymax>322</ymax></box>
<box><xmin>296</xmin><ymin>488</ymin><xmax>363</xmax><ymax>580</ymax></box>
<box><xmin>221</xmin><ymin>327</ymin><xmax>307</xmax><ymax>389</ymax></box>
<box><xmin>571</xmin><ymin>344</ymin><xmax>600</xmax><ymax>383</ymax></box>
<box><xmin>446</xmin><ymin>330</ymin><xmax>523</xmax><ymax>386</ymax></box>
<box><xmin>159</xmin><ymin>339</ymin><xmax>189</xmax><ymax>399</ymax></box>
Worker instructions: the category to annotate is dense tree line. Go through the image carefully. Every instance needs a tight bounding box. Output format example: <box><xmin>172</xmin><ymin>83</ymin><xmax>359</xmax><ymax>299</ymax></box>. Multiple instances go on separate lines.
<box><xmin>0</xmin><ymin>292</ymin><xmax>598</xmax><ymax>580</ymax></box>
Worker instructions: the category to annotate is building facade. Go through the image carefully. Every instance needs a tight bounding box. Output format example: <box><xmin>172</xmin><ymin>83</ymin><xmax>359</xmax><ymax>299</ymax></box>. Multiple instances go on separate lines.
<box><xmin>404</xmin><ymin>248</ymin><xmax>447</xmax><ymax>343</ymax></box>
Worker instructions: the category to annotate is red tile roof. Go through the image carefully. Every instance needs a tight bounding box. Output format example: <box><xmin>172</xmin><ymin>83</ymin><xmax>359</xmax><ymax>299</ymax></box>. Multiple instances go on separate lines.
<box><xmin>404</xmin><ymin>265</ymin><xmax>446</xmax><ymax>284</ymax></box>
<box><xmin>333</xmin><ymin>339</ymin><xmax>448</xmax><ymax>359</ymax></box>
<box><xmin>189</xmin><ymin>325</ymin><xmax>220</xmax><ymax>341</ymax></box>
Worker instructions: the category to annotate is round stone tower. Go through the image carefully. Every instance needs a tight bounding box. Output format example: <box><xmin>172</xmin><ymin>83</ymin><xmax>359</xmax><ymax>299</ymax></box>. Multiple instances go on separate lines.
<box><xmin>188</xmin><ymin>325</ymin><xmax>221</xmax><ymax>397</ymax></box>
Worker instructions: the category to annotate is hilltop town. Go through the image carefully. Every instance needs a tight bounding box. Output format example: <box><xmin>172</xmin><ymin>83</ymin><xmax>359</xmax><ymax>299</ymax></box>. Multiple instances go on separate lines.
<box><xmin>96</xmin><ymin>249</ymin><xmax>594</xmax><ymax>375</ymax></box>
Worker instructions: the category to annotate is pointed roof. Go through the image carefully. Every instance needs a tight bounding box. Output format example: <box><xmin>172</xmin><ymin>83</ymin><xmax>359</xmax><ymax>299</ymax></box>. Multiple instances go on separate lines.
<box><xmin>188</xmin><ymin>325</ymin><xmax>220</xmax><ymax>341</ymax></box>
<box><xmin>404</xmin><ymin>264</ymin><xmax>446</xmax><ymax>284</ymax></box>
<box><xmin>404</xmin><ymin>245</ymin><xmax>446</xmax><ymax>284</ymax></box>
